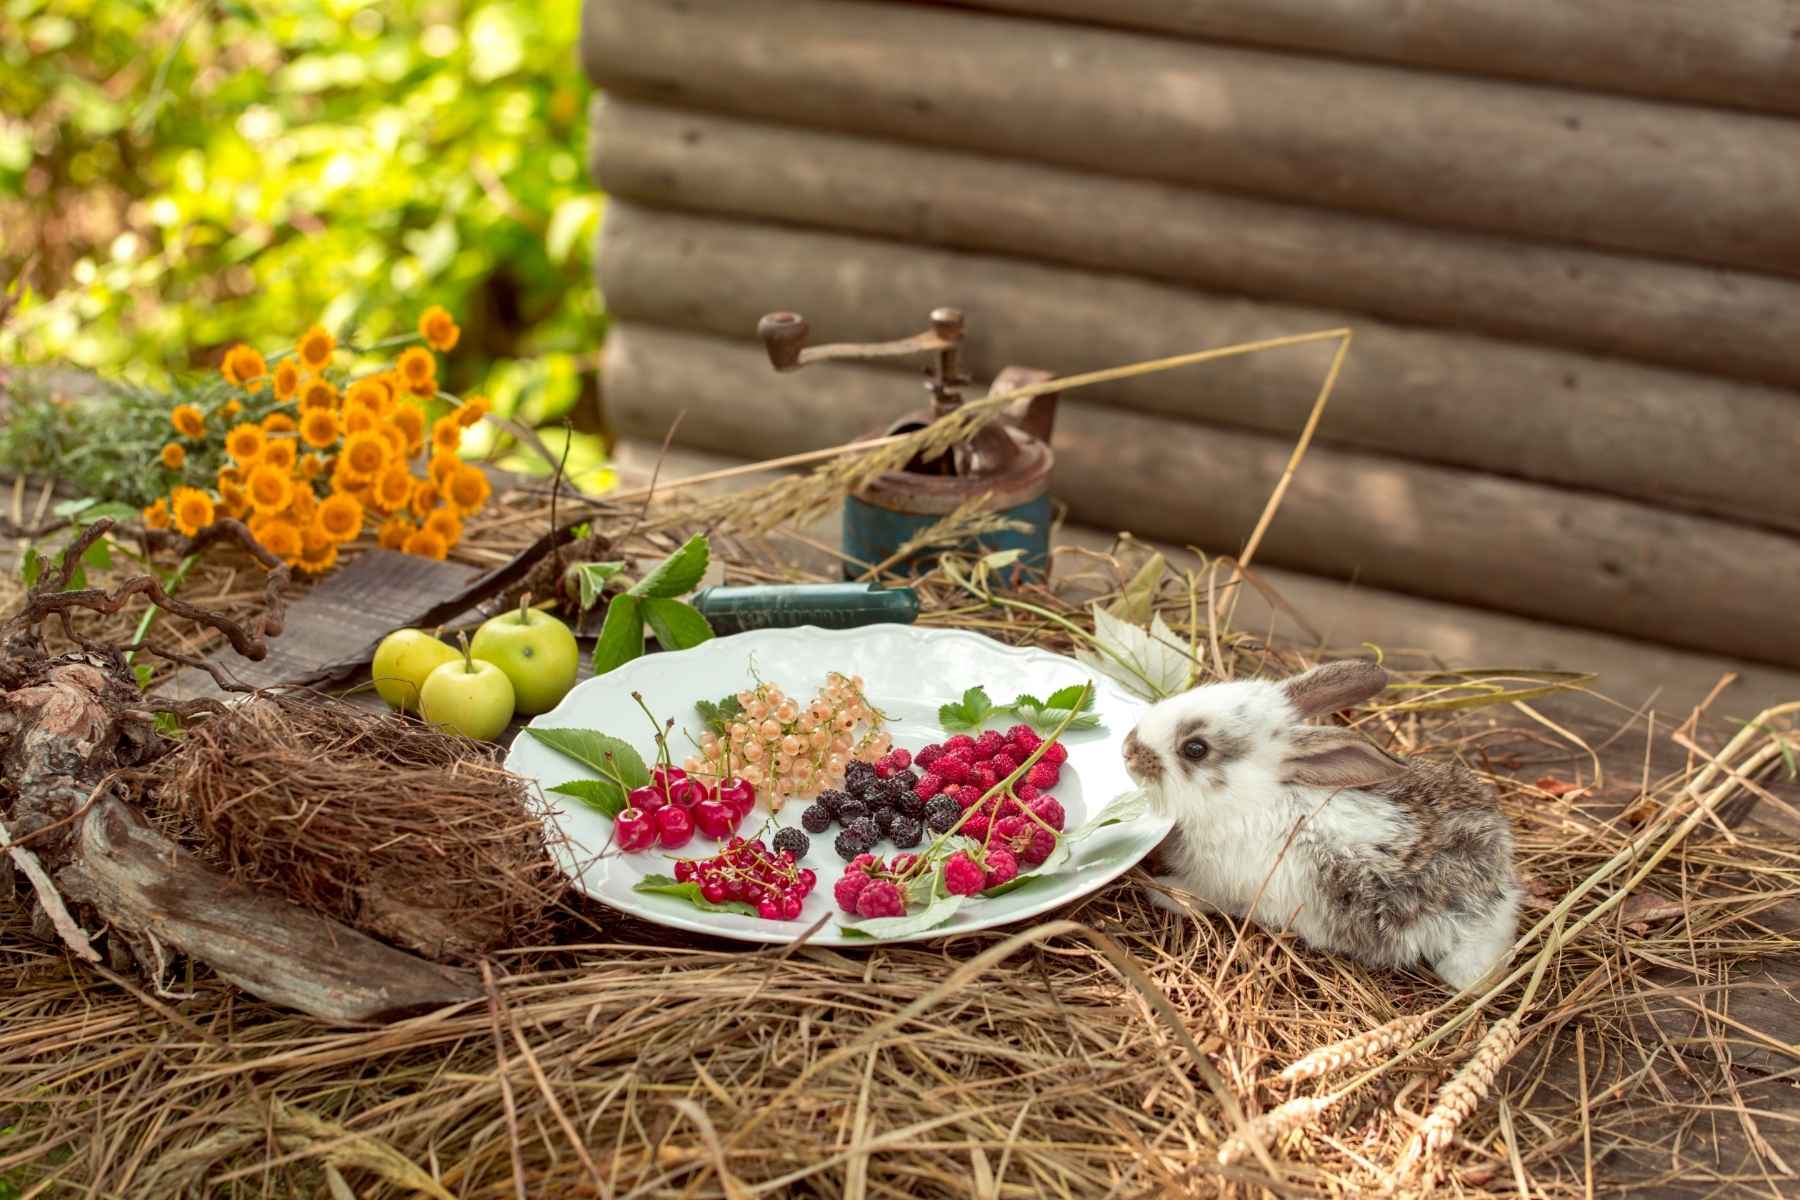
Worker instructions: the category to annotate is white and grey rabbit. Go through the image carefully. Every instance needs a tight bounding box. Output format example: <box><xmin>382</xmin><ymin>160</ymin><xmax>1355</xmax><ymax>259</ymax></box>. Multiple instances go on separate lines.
<box><xmin>1122</xmin><ymin>660</ymin><xmax>1520</xmax><ymax>990</ymax></box>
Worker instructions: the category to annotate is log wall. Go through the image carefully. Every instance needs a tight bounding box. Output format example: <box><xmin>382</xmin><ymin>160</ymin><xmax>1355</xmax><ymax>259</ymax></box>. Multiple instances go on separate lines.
<box><xmin>583</xmin><ymin>0</ymin><xmax>1800</xmax><ymax>671</ymax></box>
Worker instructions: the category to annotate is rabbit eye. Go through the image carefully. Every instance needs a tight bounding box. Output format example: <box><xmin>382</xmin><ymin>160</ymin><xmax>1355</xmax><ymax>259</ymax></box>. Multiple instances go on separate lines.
<box><xmin>1179</xmin><ymin>737</ymin><xmax>1210</xmax><ymax>762</ymax></box>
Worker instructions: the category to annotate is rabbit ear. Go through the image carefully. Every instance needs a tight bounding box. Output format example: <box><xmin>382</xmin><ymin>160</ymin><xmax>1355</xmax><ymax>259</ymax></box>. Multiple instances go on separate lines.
<box><xmin>1282</xmin><ymin>660</ymin><xmax>1389</xmax><ymax>717</ymax></box>
<box><xmin>1281</xmin><ymin>727</ymin><xmax>1408</xmax><ymax>791</ymax></box>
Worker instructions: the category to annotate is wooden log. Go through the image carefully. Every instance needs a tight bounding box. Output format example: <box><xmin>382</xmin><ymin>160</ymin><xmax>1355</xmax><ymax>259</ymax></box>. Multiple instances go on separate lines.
<box><xmin>945</xmin><ymin>0</ymin><xmax>1800</xmax><ymax>119</ymax></box>
<box><xmin>607</xmin><ymin>433</ymin><xmax>1800</xmax><ymax>720</ymax></box>
<box><xmin>592</xmin><ymin>97</ymin><xmax>1800</xmax><ymax>393</ymax></box>
<box><xmin>596</xmin><ymin>204</ymin><xmax>1800</xmax><ymax>535</ymax></box>
<box><xmin>581</xmin><ymin>0</ymin><xmax>1800</xmax><ymax>276</ymax></box>
<box><xmin>602</xmin><ymin>321</ymin><xmax>1800</xmax><ymax>668</ymax></box>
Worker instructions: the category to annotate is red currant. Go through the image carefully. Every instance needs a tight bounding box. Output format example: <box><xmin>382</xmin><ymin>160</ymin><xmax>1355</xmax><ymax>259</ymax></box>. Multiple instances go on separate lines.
<box><xmin>779</xmin><ymin>893</ymin><xmax>802</xmax><ymax>919</ymax></box>
<box><xmin>701</xmin><ymin>880</ymin><xmax>728</xmax><ymax>903</ymax></box>
<box><xmin>613</xmin><ymin>807</ymin><xmax>656</xmax><ymax>853</ymax></box>
<box><xmin>655</xmin><ymin>805</ymin><xmax>694</xmax><ymax>849</ymax></box>
<box><xmin>796</xmin><ymin>868</ymin><xmax>817</xmax><ymax>893</ymax></box>
<box><xmin>757</xmin><ymin>898</ymin><xmax>782</xmax><ymax>920</ymax></box>
<box><xmin>674</xmin><ymin>860</ymin><xmax>695</xmax><ymax>882</ymax></box>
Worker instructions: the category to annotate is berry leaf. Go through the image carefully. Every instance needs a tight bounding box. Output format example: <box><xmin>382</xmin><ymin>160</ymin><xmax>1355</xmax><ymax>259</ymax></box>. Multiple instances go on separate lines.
<box><xmin>525</xmin><ymin>727</ymin><xmax>651</xmax><ymax>790</ymax></box>
<box><xmin>571</xmin><ymin>560</ymin><xmax>625</xmax><ymax>612</ymax></box>
<box><xmin>592</xmin><ymin>593</ymin><xmax>644</xmax><ymax>675</ymax></box>
<box><xmin>839</xmin><ymin>892</ymin><xmax>965</xmax><ymax>939</ymax></box>
<box><xmin>628</xmin><ymin>532</ymin><xmax>709</xmax><ymax>600</ymax></box>
<box><xmin>1043</xmin><ymin>683</ymin><xmax>1097</xmax><ymax>713</ymax></box>
<box><xmin>1075</xmin><ymin>606</ymin><xmax>1194</xmax><ymax>701</ymax></box>
<box><xmin>1005</xmin><ymin>681</ymin><xmax>1102</xmax><ymax>732</ymax></box>
<box><xmin>634</xmin><ymin>873</ymin><xmax>759</xmax><ymax>917</ymax></box>
<box><xmin>546</xmin><ymin>778</ymin><xmax>627</xmax><ymax>819</ymax></box>
<box><xmin>694</xmin><ymin>694</ymin><xmax>744</xmax><ymax>735</ymax></box>
<box><xmin>642</xmin><ymin>597</ymin><xmax>714</xmax><ymax>651</ymax></box>
<box><xmin>937</xmin><ymin>685</ymin><xmax>994</xmax><ymax>732</ymax></box>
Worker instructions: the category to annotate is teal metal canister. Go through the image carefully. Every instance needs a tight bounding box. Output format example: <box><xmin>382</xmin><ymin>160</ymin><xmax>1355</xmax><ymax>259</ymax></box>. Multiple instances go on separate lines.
<box><xmin>690</xmin><ymin>583</ymin><xmax>920</xmax><ymax>634</ymax></box>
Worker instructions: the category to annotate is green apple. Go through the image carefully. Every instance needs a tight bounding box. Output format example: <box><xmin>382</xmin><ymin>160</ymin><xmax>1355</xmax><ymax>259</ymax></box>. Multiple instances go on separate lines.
<box><xmin>469</xmin><ymin>594</ymin><xmax>580</xmax><ymax>716</ymax></box>
<box><xmin>420</xmin><ymin>634</ymin><xmax>516</xmax><ymax>740</ymax></box>
<box><xmin>371</xmin><ymin>628</ymin><xmax>461</xmax><ymax>713</ymax></box>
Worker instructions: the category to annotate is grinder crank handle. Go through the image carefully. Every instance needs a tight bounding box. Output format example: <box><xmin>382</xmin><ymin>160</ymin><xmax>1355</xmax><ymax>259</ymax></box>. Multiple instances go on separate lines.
<box><xmin>757</xmin><ymin>308</ymin><xmax>965</xmax><ymax>372</ymax></box>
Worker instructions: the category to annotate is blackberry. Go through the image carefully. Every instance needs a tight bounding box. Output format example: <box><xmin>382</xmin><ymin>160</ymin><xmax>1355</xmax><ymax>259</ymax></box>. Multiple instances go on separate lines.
<box><xmin>924</xmin><ymin>794</ymin><xmax>960</xmax><ymax>834</ymax></box>
<box><xmin>893</xmin><ymin>768</ymin><xmax>920</xmax><ymax>791</ymax></box>
<box><xmin>817</xmin><ymin>788</ymin><xmax>854</xmax><ymax>817</ymax></box>
<box><xmin>773</xmin><ymin>828</ymin><xmax>811</xmax><ymax>859</ymax></box>
<box><xmin>872</xmin><ymin>806</ymin><xmax>898</xmax><ymax>836</ymax></box>
<box><xmin>836</xmin><ymin>798</ymin><xmax>869</xmax><ymax>825</ymax></box>
<box><xmin>868</xmin><ymin>778</ymin><xmax>906</xmax><ymax>808</ymax></box>
<box><xmin>844</xmin><ymin>760</ymin><xmax>877</xmax><ymax>794</ymax></box>
<box><xmin>894</xmin><ymin>790</ymin><xmax>925</xmax><ymax>820</ymax></box>
<box><xmin>889</xmin><ymin>815</ymin><xmax>923</xmax><ymax>848</ymax></box>
<box><xmin>834</xmin><ymin>827</ymin><xmax>873</xmax><ymax>860</ymax></box>
<box><xmin>801</xmin><ymin>803</ymin><xmax>834</xmax><ymax>834</ymax></box>
<box><xmin>846</xmin><ymin>816</ymin><xmax>880</xmax><ymax>846</ymax></box>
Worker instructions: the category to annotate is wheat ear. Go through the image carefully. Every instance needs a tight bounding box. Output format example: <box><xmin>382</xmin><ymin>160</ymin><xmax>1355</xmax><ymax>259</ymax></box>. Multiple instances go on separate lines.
<box><xmin>1217</xmin><ymin>1094</ymin><xmax>1336</xmax><ymax>1166</ymax></box>
<box><xmin>1395</xmin><ymin>1016</ymin><xmax>1521</xmax><ymax>1177</ymax></box>
<box><xmin>1277</xmin><ymin>1014</ymin><xmax>1433</xmax><ymax>1085</ymax></box>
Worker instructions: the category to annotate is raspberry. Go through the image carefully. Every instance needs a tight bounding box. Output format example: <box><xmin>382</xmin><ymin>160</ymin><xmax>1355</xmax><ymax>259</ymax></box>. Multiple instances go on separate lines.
<box><xmin>995</xmin><ymin>815</ymin><xmax>1028</xmax><ymax>846</ymax></box>
<box><xmin>834</xmin><ymin>826</ymin><xmax>873</xmax><ymax>860</ymax></box>
<box><xmin>874</xmin><ymin>759</ymin><xmax>895</xmax><ymax>779</ymax></box>
<box><xmin>849</xmin><ymin>853</ymin><xmax>881</xmax><ymax>873</ymax></box>
<box><xmin>887</xmin><ymin>748</ymin><xmax>911</xmax><ymax>771</ymax></box>
<box><xmin>914</xmin><ymin>772</ymin><xmax>946</xmax><ymax>801</ymax></box>
<box><xmin>914</xmin><ymin>744</ymin><xmax>944</xmax><ymax>769</ymax></box>
<box><xmin>1005</xmin><ymin>724</ymin><xmax>1039</xmax><ymax>747</ymax></box>
<box><xmin>933</xmin><ymin>758</ymin><xmax>969</xmax><ymax>785</ymax></box>
<box><xmin>972</xmin><ymin>765</ymin><xmax>999</xmax><ymax>791</ymax></box>
<box><xmin>943</xmin><ymin>852</ymin><xmax>986</xmax><ymax>896</ymax></box>
<box><xmin>1015</xmin><ymin>782</ymin><xmax>1041</xmax><ymax>803</ymax></box>
<box><xmin>974</xmin><ymin>730</ymin><xmax>1006</xmax><ymax>759</ymax></box>
<box><xmin>818</xmin><ymin>788</ymin><xmax>854</xmax><ymax>817</ymax></box>
<box><xmin>990</xmin><ymin>752</ymin><xmax>1019</xmax><ymax>777</ymax></box>
<box><xmin>889</xmin><ymin>815</ymin><xmax>923</xmax><ymax>848</ymax></box>
<box><xmin>1041</xmin><ymin>741</ymin><xmax>1068</xmax><ymax>765</ymax></box>
<box><xmin>924</xmin><ymin>795</ymin><xmax>960</xmax><ymax>833</ymax></box>
<box><xmin>801</xmin><ymin>803</ymin><xmax>833</xmax><ymax>834</ymax></box>
<box><xmin>1030</xmin><ymin>796</ymin><xmax>1066</xmax><ymax>832</ymax></box>
<box><xmin>1026</xmin><ymin>762</ymin><xmax>1060</xmax><ymax>790</ymax></box>
<box><xmin>855</xmin><ymin>879</ymin><xmax>906</xmax><ymax>918</ymax></box>
<box><xmin>983</xmin><ymin>847</ymin><xmax>1020</xmax><ymax>888</ymax></box>
<box><xmin>773</xmin><ymin>828</ymin><xmax>810</xmax><ymax>858</ymax></box>
<box><xmin>894</xmin><ymin>790</ymin><xmax>925</xmax><ymax>819</ymax></box>
<box><xmin>952</xmin><ymin>784</ymin><xmax>983</xmax><ymax>809</ymax></box>
<box><xmin>844</xmin><ymin>760</ymin><xmax>877</xmax><ymax>794</ymax></box>
<box><xmin>961</xmin><ymin>811</ymin><xmax>989</xmax><ymax>842</ymax></box>
<box><xmin>833</xmin><ymin>872</ymin><xmax>870</xmax><ymax>912</ymax></box>
<box><xmin>943</xmin><ymin>734</ymin><xmax>976</xmax><ymax>752</ymax></box>
<box><xmin>994</xmin><ymin>795</ymin><xmax>1023</xmax><ymax>820</ymax></box>
<box><xmin>1020</xmin><ymin>827</ymin><xmax>1057</xmax><ymax>866</ymax></box>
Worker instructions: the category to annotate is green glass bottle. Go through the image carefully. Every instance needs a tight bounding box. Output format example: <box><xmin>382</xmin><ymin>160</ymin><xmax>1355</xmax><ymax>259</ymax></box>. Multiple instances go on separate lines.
<box><xmin>689</xmin><ymin>583</ymin><xmax>920</xmax><ymax>635</ymax></box>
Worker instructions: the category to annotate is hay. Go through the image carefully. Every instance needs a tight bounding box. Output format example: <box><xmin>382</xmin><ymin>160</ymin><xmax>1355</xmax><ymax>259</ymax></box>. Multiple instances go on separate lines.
<box><xmin>147</xmin><ymin>692</ymin><xmax>564</xmax><ymax>963</ymax></box>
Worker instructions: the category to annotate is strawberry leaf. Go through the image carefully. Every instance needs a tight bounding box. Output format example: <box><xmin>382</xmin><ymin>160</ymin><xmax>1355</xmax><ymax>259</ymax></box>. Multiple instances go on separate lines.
<box><xmin>642</xmin><ymin>597</ymin><xmax>714</xmax><ymax>651</ymax></box>
<box><xmin>628</xmin><ymin>533</ymin><xmax>709</xmax><ymax>600</ymax></box>
<box><xmin>839</xmin><ymin>892</ymin><xmax>965</xmax><ymax>939</ymax></box>
<box><xmin>592</xmin><ymin>593</ymin><xmax>644</xmax><ymax>675</ymax></box>
<box><xmin>938</xmin><ymin>685</ymin><xmax>994</xmax><ymax>732</ymax></box>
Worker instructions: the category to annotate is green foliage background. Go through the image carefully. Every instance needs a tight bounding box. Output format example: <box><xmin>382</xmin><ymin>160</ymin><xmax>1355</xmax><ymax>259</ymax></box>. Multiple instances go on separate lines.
<box><xmin>0</xmin><ymin>0</ymin><xmax>607</xmax><ymax>475</ymax></box>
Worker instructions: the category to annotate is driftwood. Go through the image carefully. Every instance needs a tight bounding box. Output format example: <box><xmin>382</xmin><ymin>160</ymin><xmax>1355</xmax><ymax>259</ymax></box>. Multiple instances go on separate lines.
<box><xmin>0</xmin><ymin>519</ymin><xmax>479</xmax><ymax>1022</ymax></box>
<box><xmin>603</xmin><ymin>321</ymin><xmax>1800</xmax><ymax>668</ymax></box>
<box><xmin>592</xmin><ymin>96</ymin><xmax>1800</xmax><ymax>393</ymax></box>
<box><xmin>947</xmin><ymin>0</ymin><xmax>1800</xmax><ymax>118</ymax></box>
<box><xmin>596</xmin><ymin>203</ymin><xmax>1800</xmax><ymax>536</ymax></box>
<box><xmin>582</xmin><ymin>0</ymin><xmax>1800</xmax><ymax>276</ymax></box>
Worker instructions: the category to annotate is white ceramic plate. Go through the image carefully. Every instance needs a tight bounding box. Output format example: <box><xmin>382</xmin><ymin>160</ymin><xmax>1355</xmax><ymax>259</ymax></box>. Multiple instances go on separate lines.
<box><xmin>504</xmin><ymin>624</ymin><xmax>1169</xmax><ymax>945</ymax></box>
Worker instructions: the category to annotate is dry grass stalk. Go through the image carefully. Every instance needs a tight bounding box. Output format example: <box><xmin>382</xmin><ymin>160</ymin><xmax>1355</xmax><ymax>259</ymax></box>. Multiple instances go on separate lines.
<box><xmin>1277</xmin><ymin>1013</ymin><xmax>1434</xmax><ymax>1085</ymax></box>
<box><xmin>1217</xmin><ymin>1094</ymin><xmax>1337</xmax><ymax>1166</ymax></box>
<box><xmin>1396</xmin><ymin>1016</ymin><xmax>1523</xmax><ymax>1178</ymax></box>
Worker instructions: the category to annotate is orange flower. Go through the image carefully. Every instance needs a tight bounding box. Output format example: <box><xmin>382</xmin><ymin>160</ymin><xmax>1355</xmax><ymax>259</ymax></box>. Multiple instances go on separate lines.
<box><xmin>142</xmin><ymin>498</ymin><xmax>172</xmax><ymax>530</ymax></box>
<box><xmin>257</xmin><ymin>518</ymin><xmax>303</xmax><ymax>562</ymax></box>
<box><xmin>428</xmin><ymin>451</ymin><xmax>460</xmax><ymax>488</ymax></box>
<box><xmin>377</xmin><ymin>516</ymin><xmax>415</xmax><ymax>551</ymax></box>
<box><xmin>446</xmin><ymin>464</ymin><xmax>492</xmax><ymax>515</ymax></box>
<box><xmin>375</xmin><ymin>465</ymin><xmax>414</xmax><ymax>511</ymax></box>
<box><xmin>288</xmin><ymin>487</ymin><xmax>318</xmax><ymax>528</ymax></box>
<box><xmin>418</xmin><ymin>305</ymin><xmax>460</xmax><ymax>352</ymax></box>
<box><xmin>429</xmin><ymin>417</ymin><xmax>461</xmax><ymax>455</ymax></box>
<box><xmin>301</xmin><ymin>453</ymin><xmax>328</xmax><ymax>479</ymax></box>
<box><xmin>260</xmin><ymin>438</ymin><xmax>298</xmax><ymax>473</ymax></box>
<box><xmin>160</xmin><ymin>442</ymin><xmax>187</xmax><ymax>470</ymax></box>
<box><xmin>300</xmin><ymin>377</ymin><xmax>338</xmax><ymax>411</ymax></box>
<box><xmin>225</xmin><ymin>422</ymin><xmax>266</xmax><ymax>465</ymax></box>
<box><xmin>170</xmin><ymin>404</ymin><xmax>205</xmax><ymax>438</ymax></box>
<box><xmin>454</xmin><ymin>394</ymin><xmax>491</xmax><ymax>428</ymax></box>
<box><xmin>220</xmin><ymin>478</ymin><xmax>249</xmax><ymax>513</ymax></box>
<box><xmin>297</xmin><ymin>324</ymin><xmax>336</xmax><ymax>373</ymax></box>
<box><xmin>317</xmin><ymin>493</ymin><xmax>364</xmax><ymax>542</ymax></box>
<box><xmin>403</xmin><ymin>527</ymin><xmax>448</xmax><ymax>560</ymax></box>
<box><xmin>263</xmin><ymin>411</ymin><xmax>297</xmax><ymax>434</ymax></box>
<box><xmin>297</xmin><ymin>537</ymin><xmax>339</xmax><ymax>575</ymax></box>
<box><xmin>272</xmin><ymin>359</ymin><xmax>302</xmax><ymax>402</ymax></box>
<box><xmin>300</xmin><ymin>408</ymin><xmax>340</xmax><ymax>449</ymax></box>
<box><xmin>409</xmin><ymin>481</ymin><xmax>441</xmax><ymax>521</ymax></box>
<box><xmin>424</xmin><ymin>508</ymin><xmax>463</xmax><ymax>546</ymax></box>
<box><xmin>224</xmin><ymin>398</ymin><xmax>243</xmax><ymax>417</ymax></box>
<box><xmin>339</xmin><ymin>431</ymin><xmax>388</xmax><ymax>482</ymax></box>
<box><xmin>343</xmin><ymin>406</ymin><xmax>377</xmax><ymax>436</ymax></box>
<box><xmin>170</xmin><ymin>486</ymin><xmax>215</xmax><ymax>536</ymax></box>
<box><xmin>346</xmin><ymin>376</ymin><xmax>391</xmax><ymax>411</ymax></box>
<box><xmin>378</xmin><ymin>423</ymin><xmax>407</xmax><ymax>459</ymax></box>
<box><xmin>396</xmin><ymin>346</ymin><xmax>436</xmax><ymax>396</ymax></box>
<box><xmin>247</xmin><ymin>463</ymin><xmax>295</xmax><ymax>513</ymax></box>
<box><xmin>390</xmin><ymin>402</ymin><xmax>425</xmax><ymax>452</ymax></box>
<box><xmin>221</xmin><ymin>344</ymin><xmax>267</xmax><ymax>386</ymax></box>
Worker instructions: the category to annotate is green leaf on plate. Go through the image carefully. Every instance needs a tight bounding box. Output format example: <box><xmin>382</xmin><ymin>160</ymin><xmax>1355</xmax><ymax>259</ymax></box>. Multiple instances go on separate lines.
<box><xmin>839</xmin><ymin>892</ymin><xmax>965</xmax><ymax>939</ymax></box>
<box><xmin>592</xmin><ymin>593</ymin><xmax>644</xmax><ymax>675</ymax></box>
<box><xmin>525</xmin><ymin>727</ymin><xmax>650</xmax><ymax>789</ymax></box>
<box><xmin>635</xmin><ymin>873</ymin><xmax>758</xmax><ymax>917</ymax></box>
<box><xmin>642</xmin><ymin>596</ymin><xmax>714</xmax><ymax>651</ymax></box>
<box><xmin>938</xmin><ymin>685</ymin><xmax>994</xmax><ymax>732</ymax></box>
<box><xmin>628</xmin><ymin>533</ymin><xmax>709</xmax><ymax>599</ymax></box>
<box><xmin>546</xmin><ymin>778</ymin><xmax>627</xmax><ymax>819</ymax></box>
<box><xmin>695</xmin><ymin>693</ymin><xmax>743</xmax><ymax>735</ymax></box>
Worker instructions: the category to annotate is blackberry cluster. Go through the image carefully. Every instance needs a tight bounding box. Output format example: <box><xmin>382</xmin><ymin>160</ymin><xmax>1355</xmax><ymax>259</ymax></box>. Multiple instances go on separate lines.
<box><xmin>810</xmin><ymin>749</ymin><xmax>928</xmax><ymax>859</ymax></box>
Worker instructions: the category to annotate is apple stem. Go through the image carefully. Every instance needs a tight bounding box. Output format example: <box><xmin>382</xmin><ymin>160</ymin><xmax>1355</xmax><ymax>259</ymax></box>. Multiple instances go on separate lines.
<box><xmin>519</xmin><ymin>590</ymin><xmax>532</xmax><ymax>625</ymax></box>
<box><xmin>456</xmin><ymin>629</ymin><xmax>475</xmax><ymax>673</ymax></box>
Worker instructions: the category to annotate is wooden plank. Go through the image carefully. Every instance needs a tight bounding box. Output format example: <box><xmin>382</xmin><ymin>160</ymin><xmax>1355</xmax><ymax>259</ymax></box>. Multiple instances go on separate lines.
<box><xmin>592</xmin><ymin>97</ymin><xmax>1800</xmax><ymax>393</ymax></box>
<box><xmin>581</xmin><ymin>0</ymin><xmax>1800</xmax><ymax>276</ymax></box>
<box><xmin>601</xmin><ymin>321</ymin><xmax>1800</xmax><ymax>668</ymax></box>
<box><xmin>945</xmin><ymin>0</ymin><xmax>1800</xmax><ymax>119</ymax></box>
<box><xmin>607</xmin><ymin>434</ymin><xmax>1800</xmax><ymax>722</ymax></box>
<box><xmin>595</xmin><ymin>203</ymin><xmax>1800</xmax><ymax>535</ymax></box>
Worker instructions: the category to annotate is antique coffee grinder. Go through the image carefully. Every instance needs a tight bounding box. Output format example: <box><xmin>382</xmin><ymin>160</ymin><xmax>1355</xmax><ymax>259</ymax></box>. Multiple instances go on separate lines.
<box><xmin>756</xmin><ymin>307</ymin><xmax>1059</xmax><ymax>582</ymax></box>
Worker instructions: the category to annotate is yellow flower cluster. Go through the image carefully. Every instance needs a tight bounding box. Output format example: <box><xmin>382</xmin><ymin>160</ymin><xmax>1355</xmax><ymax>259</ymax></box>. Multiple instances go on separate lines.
<box><xmin>144</xmin><ymin>310</ymin><xmax>490</xmax><ymax>576</ymax></box>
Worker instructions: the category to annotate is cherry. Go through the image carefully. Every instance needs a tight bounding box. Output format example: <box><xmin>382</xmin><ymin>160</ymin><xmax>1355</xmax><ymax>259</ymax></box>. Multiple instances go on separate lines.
<box><xmin>692</xmin><ymin>798</ymin><xmax>736</xmax><ymax>840</ymax></box>
<box><xmin>613</xmin><ymin>807</ymin><xmax>656</xmax><ymax>853</ymax></box>
<box><xmin>655</xmin><ymin>805</ymin><xmax>694</xmax><ymax>849</ymax></box>
<box><xmin>652</xmin><ymin>765</ymin><xmax>687</xmax><ymax>790</ymax></box>
<box><xmin>714</xmin><ymin>777</ymin><xmax>756</xmax><ymax>818</ymax></box>
<box><xmin>627</xmin><ymin>784</ymin><xmax>664</xmax><ymax>814</ymax></box>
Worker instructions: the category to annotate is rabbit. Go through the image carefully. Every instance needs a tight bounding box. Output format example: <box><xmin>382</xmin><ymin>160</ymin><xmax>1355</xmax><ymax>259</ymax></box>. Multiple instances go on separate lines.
<box><xmin>1122</xmin><ymin>660</ymin><xmax>1520</xmax><ymax>991</ymax></box>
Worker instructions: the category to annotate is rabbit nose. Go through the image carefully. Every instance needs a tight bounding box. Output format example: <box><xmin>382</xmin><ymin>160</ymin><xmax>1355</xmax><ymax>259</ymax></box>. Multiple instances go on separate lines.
<box><xmin>1122</xmin><ymin>730</ymin><xmax>1161</xmax><ymax>782</ymax></box>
